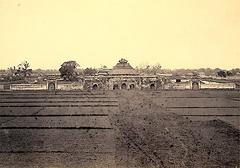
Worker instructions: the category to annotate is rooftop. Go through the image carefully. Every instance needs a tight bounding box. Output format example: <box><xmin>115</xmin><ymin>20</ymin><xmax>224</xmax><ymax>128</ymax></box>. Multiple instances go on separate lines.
<box><xmin>109</xmin><ymin>58</ymin><xmax>139</xmax><ymax>76</ymax></box>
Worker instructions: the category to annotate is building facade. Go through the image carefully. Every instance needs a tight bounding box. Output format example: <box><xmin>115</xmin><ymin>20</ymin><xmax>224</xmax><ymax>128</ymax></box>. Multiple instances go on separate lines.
<box><xmin>83</xmin><ymin>58</ymin><xmax>162</xmax><ymax>91</ymax></box>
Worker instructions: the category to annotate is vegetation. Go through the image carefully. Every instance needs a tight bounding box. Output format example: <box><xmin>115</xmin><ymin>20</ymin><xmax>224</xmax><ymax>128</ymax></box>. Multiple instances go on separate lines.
<box><xmin>6</xmin><ymin>61</ymin><xmax>32</xmax><ymax>81</ymax></box>
<box><xmin>136</xmin><ymin>63</ymin><xmax>162</xmax><ymax>75</ymax></box>
<box><xmin>83</xmin><ymin>68</ymin><xmax>97</xmax><ymax>76</ymax></box>
<box><xmin>59</xmin><ymin>61</ymin><xmax>79</xmax><ymax>81</ymax></box>
<box><xmin>216</xmin><ymin>69</ymin><xmax>238</xmax><ymax>78</ymax></box>
<box><xmin>1</xmin><ymin>60</ymin><xmax>239</xmax><ymax>82</ymax></box>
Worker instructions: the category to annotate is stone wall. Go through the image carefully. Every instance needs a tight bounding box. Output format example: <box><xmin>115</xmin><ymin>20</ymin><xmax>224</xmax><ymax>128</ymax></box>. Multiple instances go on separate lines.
<box><xmin>57</xmin><ymin>83</ymin><xmax>84</xmax><ymax>91</ymax></box>
<box><xmin>200</xmin><ymin>81</ymin><xmax>236</xmax><ymax>89</ymax></box>
<box><xmin>2</xmin><ymin>79</ymin><xmax>237</xmax><ymax>91</ymax></box>
<box><xmin>10</xmin><ymin>84</ymin><xmax>47</xmax><ymax>90</ymax></box>
<box><xmin>163</xmin><ymin>82</ymin><xmax>191</xmax><ymax>90</ymax></box>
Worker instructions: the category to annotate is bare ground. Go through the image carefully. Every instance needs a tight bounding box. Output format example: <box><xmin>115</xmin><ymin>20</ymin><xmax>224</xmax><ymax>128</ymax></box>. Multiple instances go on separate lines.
<box><xmin>111</xmin><ymin>91</ymin><xmax>240</xmax><ymax>168</ymax></box>
<box><xmin>0</xmin><ymin>90</ymin><xmax>239</xmax><ymax>168</ymax></box>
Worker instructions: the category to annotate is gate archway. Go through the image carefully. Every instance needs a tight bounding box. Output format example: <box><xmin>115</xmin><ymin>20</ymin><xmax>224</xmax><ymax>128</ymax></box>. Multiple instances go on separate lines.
<box><xmin>192</xmin><ymin>82</ymin><xmax>199</xmax><ymax>90</ymax></box>
<box><xmin>150</xmin><ymin>83</ymin><xmax>155</xmax><ymax>90</ymax></box>
<box><xmin>48</xmin><ymin>82</ymin><xmax>55</xmax><ymax>91</ymax></box>
<box><xmin>92</xmin><ymin>83</ymin><xmax>98</xmax><ymax>90</ymax></box>
<box><xmin>121</xmin><ymin>83</ymin><xmax>127</xmax><ymax>90</ymax></box>
<box><xmin>113</xmin><ymin>84</ymin><xmax>119</xmax><ymax>90</ymax></box>
<box><xmin>129</xmin><ymin>84</ymin><xmax>135</xmax><ymax>90</ymax></box>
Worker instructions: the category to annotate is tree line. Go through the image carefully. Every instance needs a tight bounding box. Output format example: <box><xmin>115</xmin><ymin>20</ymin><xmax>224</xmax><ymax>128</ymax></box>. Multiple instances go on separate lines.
<box><xmin>1</xmin><ymin>60</ymin><xmax>240</xmax><ymax>81</ymax></box>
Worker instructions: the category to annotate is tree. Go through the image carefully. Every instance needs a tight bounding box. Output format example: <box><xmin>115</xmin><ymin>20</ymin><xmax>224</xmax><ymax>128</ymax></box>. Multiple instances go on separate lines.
<box><xmin>217</xmin><ymin>70</ymin><xmax>227</xmax><ymax>78</ymax></box>
<box><xmin>101</xmin><ymin>65</ymin><xmax>108</xmax><ymax>69</ymax></box>
<box><xmin>17</xmin><ymin>61</ymin><xmax>32</xmax><ymax>77</ymax></box>
<box><xmin>59</xmin><ymin>61</ymin><xmax>79</xmax><ymax>81</ymax></box>
<box><xmin>152</xmin><ymin>63</ymin><xmax>162</xmax><ymax>75</ymax></box>
<box><xmin>136</xmin><ymin>63</ymin><xmax>161</xmax><ymax>75</ymax></box>
<box><xmin>226</xmin><ymin>71</ymin><xmax>233</xmax><ymax>76</ymax></box>
<box><xmin>230</xmin><ymin>68</ymin><xmax>240</xmax><ymax>76</ymax></box>
<box><xmin>83</xmin><ymin>67</ymin><xmax>97</xmax><ymax>76</ymax></box>
<box><xmin>6</xmin><ymin>61</ymin><xmax>32</xmax><ymax>80</ymax></box>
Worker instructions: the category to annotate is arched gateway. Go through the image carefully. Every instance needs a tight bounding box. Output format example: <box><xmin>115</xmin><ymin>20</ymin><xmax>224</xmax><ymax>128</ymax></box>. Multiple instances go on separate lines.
<box><xmin>113</xmin><ymin>84</ymin><xmax>119</xmax><ymax>90</ymax></box>
<box><xmin>92</xmin><ymin>83</ymin><xmax>98</xmax><ymax>90</ymax></box>
<box><xmin>121</xmin><ymin>83</ymin><xmax>127</xmax><ymax>89</ymax></box>
<box><xmin>192</xmin><ymin>81</ymin><xmax>200</xmax><ymax>90</ymax></box>
<box><xmin>48</xmin><ymin>82</ymin><xmax>55</xmax><ymax>91</ymax></box>
<box><xmin>150</xmin><ymin>83</ymin><xmax>155</xmax><ymax>90</ymax></box>
<box><xmin>130</xmin><ymin>84</ymin><xmax>135</xmax><ymax>90</ymax></box>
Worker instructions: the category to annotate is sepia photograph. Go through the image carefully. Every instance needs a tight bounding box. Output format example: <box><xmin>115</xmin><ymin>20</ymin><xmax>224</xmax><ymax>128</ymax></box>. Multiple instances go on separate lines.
<box><xmin>0</xmin><ymin>0</ymin><xmax>239</xmax><ymax>167</ymax></box>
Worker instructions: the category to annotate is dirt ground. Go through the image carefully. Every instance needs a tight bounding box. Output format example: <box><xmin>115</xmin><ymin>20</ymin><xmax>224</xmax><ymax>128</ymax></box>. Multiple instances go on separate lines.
<box><xmin>112</xmin><ymin>90</ymin><xmax>240</xmax><ymax>168</ymax></box>
<box><xmin>0</xmin><ymin>90</ymin><xmax>239</xmax><ymax>168</ymax></box>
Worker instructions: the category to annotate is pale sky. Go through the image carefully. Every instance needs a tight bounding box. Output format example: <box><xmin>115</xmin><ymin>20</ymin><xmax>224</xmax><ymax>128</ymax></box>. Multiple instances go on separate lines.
<box><xmin>0</xmin><ymin>0</ymin><xmax>239</xmax><ymax>69</ymax></box>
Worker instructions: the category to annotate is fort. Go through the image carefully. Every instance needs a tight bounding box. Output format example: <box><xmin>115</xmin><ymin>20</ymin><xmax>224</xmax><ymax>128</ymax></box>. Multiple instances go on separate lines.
<box><xmin>0</xmin><ymin>59</ymin><xmax>239</xmax><ymax>168</ymax></box>
<box><xmin>0</xmin><ymin>58</ymin><xmax>237</xmax><ymax>91</ymax></box>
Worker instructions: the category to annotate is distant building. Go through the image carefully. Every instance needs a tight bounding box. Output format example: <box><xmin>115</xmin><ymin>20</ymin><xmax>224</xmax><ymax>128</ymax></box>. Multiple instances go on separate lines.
<box><xmin>1</xmin><ymin>59</ymin><xmax>238</xmax><ymax>91</ymax></box>
<box><xmin>84</xmin><ymin>58</ymin><xmax>161</xmax><ymax>90</ymax></box>
<box><xmin>97</xmin><ymin>68</ymin><xmax>110</xmax><ymax>76</ymax></box>
<box><xmin>109</xmin><ymin>58</ymin><xmax>139</xmax><ymax>76</ymax></box>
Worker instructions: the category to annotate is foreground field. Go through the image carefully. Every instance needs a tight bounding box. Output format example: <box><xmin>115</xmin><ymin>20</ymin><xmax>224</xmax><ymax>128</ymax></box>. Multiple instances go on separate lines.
<box><xmin>114</xmin><ymin>90</ymin><xmax>239</xmax><ymax>168</ymax></box>
<box><xmin>0</xmin><ymin>90</ymin><xmax>239</xmax><ymax>168</ymax></box>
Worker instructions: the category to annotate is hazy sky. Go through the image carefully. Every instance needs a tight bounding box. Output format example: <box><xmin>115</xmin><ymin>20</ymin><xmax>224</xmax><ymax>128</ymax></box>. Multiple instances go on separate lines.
<box><xmin>0</xmin><ymin>0</ymin><xmax>239</xmax><ymax>69</ymax></box>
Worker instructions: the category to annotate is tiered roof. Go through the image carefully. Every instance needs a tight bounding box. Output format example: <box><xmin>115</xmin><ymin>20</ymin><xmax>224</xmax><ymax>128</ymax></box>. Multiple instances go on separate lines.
<box><xmin>109</xmin><ymin>58</ymin><xmax>138</xmax><ymax>76</ymax></box>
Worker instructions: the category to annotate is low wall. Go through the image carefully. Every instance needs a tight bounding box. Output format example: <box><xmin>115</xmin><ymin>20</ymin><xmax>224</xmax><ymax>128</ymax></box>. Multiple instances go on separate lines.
<box><xmin>163</xmin><ymin>82</ymin><xmax>191</xmax><ymax>90</ymax></box>
<box><xmin>201</xmin><ymin>81</ymin><xmax>236</xmax><ymax>89</ymax></box>
<box><xmin>4</xmin><ymin>81</ymin><xmax>237</xmax><ymax>91</ymax></box>
<box><xmin>163</xmin><ymin>81</ymin><xmax>236</xmax><ymax>90</ymax></box>
<box><xmin>57</xmin><ymin>83</ymin><xmax>83</xmax><ymax>90</ymax></box>
<box><xmin>8</xmin><ymin>83</ymin><xmax>83</xmax><ymax>91</ymax></box>
<box><xmin>10</xmin><ymin>84</ymin><xmax>47</xmax><ymax>90</ymax></box>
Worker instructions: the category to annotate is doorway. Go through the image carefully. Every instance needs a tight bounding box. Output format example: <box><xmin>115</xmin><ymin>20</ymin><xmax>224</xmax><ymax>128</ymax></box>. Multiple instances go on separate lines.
<box><xmin>92</xmin><ymin>84</ymin><xmax>98</xmax><ymax>90</ymax></box>
<box><xmin>192</xmin><ymin>82</ymin><xmax>199</xmax><ymax>90</ymax></box>
<box><xmin>129</xmin><ymin>84</ymin><xmax>135</xmax><ymax>90</ymax></box>
<box><xmin>48</xmin><ymin>82</ymin><xmax>55</xmax><ymax>91</ymax></box>
<box><xmin>113</xmin><ymin>84</ymin><xmax>119</xmax><ymax>90</ymax></box>
<box><xmin>150</xmin><ymin>83</ymin><xmax>155</xmax><ymax>90</ymax></box>
<box><xmin>121</xmin><ymin>83</ymin><xmax>127</xmax><ymax>90</ymax></box>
